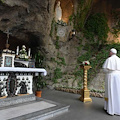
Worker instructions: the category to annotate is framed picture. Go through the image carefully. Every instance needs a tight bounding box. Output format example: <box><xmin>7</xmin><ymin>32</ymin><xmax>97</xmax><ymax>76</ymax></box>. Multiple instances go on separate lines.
<box><xmin>4</xmin><ymin>56</ymin><xmax>13</xmax><ymax>67</ymax></box>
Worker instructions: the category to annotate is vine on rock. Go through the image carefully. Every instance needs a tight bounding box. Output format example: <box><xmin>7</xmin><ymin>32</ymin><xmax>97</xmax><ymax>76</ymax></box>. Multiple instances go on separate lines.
<box><xmin>84</xmin><ymin>13</ymin><xmax>109</xmax><ymax>50</ymax></box>
<box><xmin>72</xmin><ymin>0</ymin><xmax>93</xmax><ymax>31</ymax></box>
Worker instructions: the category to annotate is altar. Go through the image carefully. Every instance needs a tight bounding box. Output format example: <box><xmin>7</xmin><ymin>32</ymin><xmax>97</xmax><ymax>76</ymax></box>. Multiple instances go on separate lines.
<box><xmin>0</xmin><ymin>42</ymin><xmax>47</xmax><ymax>98</ymax></box>
<box><xmin>0</xmin><ymin>67</ymin><xmax>47</xmax><ymax>97</ymax></box>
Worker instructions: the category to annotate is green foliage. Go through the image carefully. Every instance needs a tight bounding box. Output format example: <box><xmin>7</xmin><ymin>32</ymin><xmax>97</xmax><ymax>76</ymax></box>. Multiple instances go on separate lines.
<box><xmin>34</xmin><ymin>51</ymin><xmax>46</xmax><ymax>90</ymax></box>
<box><xmin>57</xmin><ymin>53</ymin><xmax>66</xmax><ymax>66</ymax></box>
<box><xmin>50</xmin><ymin>19</ymin><xmax>55</xmax><ymax>37</ymax></box>
<box><xmin>0</xmin><ymin>0</ymin><xmax>4</xmax><ymax>3</ymax></box>
<box><xmin>51</xmin><ymin>52</ymin><xmax>66</xmax><ymax>66</ymax></box>
<box><xmin>75</xmin><ymin>12</ymin><xmax>110</xmax><ymax>82</ymax></box>
<box><xmin>35</xmin><ymin>51</ymin><xmax>44</xmax><ymax>68</ymax></box>
<box><xmin>73</xmin><ymin>70</ymin><xmax>83</xmax><ymax>78</ymax></box>
<box><xmin>35</xmin><ymin>76</ymin><xmax>47</xmax><ymax>91</ymax></box>
<box><xmin>72</xmin><ymin>0</ymin><xmax>93</xmax><ymax>31</ymax></box>
<box><xmin>84</xmin><ymin>13</ymin><xmax>109</xmax><ymax>48</ymax></box>
<box><xmin>52</xmin><ymin>68</ymin><xmax>62</xmax><ymax>83</ymax></box>
<box><xmin>78</xmin><ymin>81</ymin><xmax>83</xmax><ymax>88</ymax></box>
<box><xmin>50</xmin><ymin>55</ymin><xmax>65</xmax><ymax>83</ymax></box>
<box><xmin>56</xmin><ymin>20</ymin><xmax>67</xmax><ymax>26</ymax></box>
<box><xmin>77</xmin><ymin>43</ymin><xmax>120</xmax><ymax>83</ymax></box>
<box><xmin>90</xmin><ymin>89</ymin><xmax>105</xmax><ymax>93</ymax></box>
<box><xmin>50</xmin><ymin>18</ymin><xmax>58</xmax><ymax>37</ymax></box>
<box><xmin>51</xmin><ymin>56</ymin><xmax>66</xmax><ymax>66</ymax></box>
<box><xmin>49</xmin><ymin>21</ymin><xmax>66</xmax><ymax>83</ymax></box>
<box><xmin>55</xmin><ymin>36</ymin><xmax>59</xmax><ymax>49</ymax></box>
<box><xmin>69</xmin><ymin>15</ymin><xmax>74</xmax><ymax>25</ymax></box>
<box><xmin>77</xmin><ymin>51</ymin><xmax>92</xmax><ymax>63</ymax></box>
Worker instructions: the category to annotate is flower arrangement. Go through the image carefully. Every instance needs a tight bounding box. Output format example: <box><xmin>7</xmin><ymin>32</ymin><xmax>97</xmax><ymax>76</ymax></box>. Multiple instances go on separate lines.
<box><xmin>19</xmin><ymin>45</ymin><xmax>29</xmax><ymax>60</ymax></box>
<box><xmin>82</xmin><ymin>61</ymin><xmax>90</xmax><ymax>65</ymax></box>
<box><xmin>56</xmin><ymin>20</ymin><xmax>67</xmax><ymax>26</ymax></box>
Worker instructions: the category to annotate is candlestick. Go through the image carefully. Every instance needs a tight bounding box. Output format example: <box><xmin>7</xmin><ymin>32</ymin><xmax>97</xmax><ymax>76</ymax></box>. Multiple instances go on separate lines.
<box><xmin>16</xmin><ymin>46</ymin><xmax>19</xmax><ymax>55</ymax></box>
<box><xmin>28</xmin><ymin>48</ymin><xmax>31</xmax><ymax>57</ymax></box>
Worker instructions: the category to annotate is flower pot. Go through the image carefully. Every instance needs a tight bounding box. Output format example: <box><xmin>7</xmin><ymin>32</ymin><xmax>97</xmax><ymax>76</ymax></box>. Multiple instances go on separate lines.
<box><xmin>35</xmin><ymin>91</ymin><xmax>42</xmax><ymax>97</ymax></box>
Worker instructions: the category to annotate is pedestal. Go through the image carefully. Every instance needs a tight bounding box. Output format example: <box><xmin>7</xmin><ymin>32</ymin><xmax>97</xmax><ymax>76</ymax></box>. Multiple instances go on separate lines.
<box><xmin>80</xmin><ymin>89</ymin><xmax>92</xmax><ymax>103</ymax></box>
<box><xmin>80</xmin><ymin>65</ymin><xmax>92</xmax><ymax>103</ymax></box>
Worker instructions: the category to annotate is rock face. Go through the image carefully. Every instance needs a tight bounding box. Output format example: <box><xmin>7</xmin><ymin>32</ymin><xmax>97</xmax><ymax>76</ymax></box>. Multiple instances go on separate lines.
<box><xmin>0</xmin><ymin>0</ymin><xmax>120</xmax><ymax>91</ymax></box>
<box><xmin>0</xmin><ymin>0</ymin><xmax>54</xmax><ymax>51</ymax></box>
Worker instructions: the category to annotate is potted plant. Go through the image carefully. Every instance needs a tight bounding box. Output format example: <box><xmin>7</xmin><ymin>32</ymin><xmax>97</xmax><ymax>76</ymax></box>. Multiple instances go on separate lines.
<box><xmin>35</xmin><ymin>76</ymin><xmax>46</xmax><ymax>97</ymax></box>
<box><xmin>34</xmin><ymin>50</ymin><xmax>46</xmax><ymax>97</ymax></box>
<box><xmin>35</xmin><ymin>76</ymin><xmax>42</xmax><ymax>97</ymax></box>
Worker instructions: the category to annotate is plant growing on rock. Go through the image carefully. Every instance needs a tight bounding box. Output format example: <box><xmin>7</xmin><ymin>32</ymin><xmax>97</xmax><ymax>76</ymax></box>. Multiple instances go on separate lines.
<box><xmin>34</xmin><ymin>50</ymin><xmax>46</xmax><ymax>91</ymax></box>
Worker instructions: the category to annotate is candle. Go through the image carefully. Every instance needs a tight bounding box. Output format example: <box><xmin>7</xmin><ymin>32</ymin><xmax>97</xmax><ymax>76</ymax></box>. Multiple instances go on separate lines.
<box><xmin>16</xmin><ymin>46</ymin><xmax>19</xmax><ymax>55</ymax></box>
<box><xmin>28</xmin><ymin>48</ymin><xmax>31</xmax><ymax>57</ymax></box>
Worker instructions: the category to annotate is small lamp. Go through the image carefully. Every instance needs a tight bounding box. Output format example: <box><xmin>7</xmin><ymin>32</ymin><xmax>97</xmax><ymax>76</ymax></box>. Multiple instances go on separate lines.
<box><xmin>69</xmin><ymin>29</ymin><xmax>76</xmax><ymax>40</ymax></box>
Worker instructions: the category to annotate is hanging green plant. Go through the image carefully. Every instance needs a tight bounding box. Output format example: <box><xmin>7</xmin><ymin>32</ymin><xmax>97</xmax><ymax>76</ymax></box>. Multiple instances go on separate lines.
<box><xmin>35</xmin><ymin>51</ymin><xmax>44</xmax><ymax>68</ymax></box>
<box><xmin>34</xmin><ymin>51</ymin><xmax>46</xmax><ymax>91</ymax></box>
<box><xmin>72</xmin><ymin>0</ymin><xmax>93</xmax><ymax>31</ymax></box>
<box><xmin>84</xmin><ymin>13</ymin><xmax>109</xmax><ymax>49</ymax></box>
<box><xmin>52</xmin><ymin>68</ymin><xmax>62</xmax><ymax>83</ymax></box>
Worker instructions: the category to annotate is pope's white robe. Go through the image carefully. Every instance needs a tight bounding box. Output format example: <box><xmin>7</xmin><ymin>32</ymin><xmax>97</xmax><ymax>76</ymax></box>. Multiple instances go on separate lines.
<box><xmin>103</xmin><ymin>54</ymin><xmax>120</xmax><ymax>115</ymax></box>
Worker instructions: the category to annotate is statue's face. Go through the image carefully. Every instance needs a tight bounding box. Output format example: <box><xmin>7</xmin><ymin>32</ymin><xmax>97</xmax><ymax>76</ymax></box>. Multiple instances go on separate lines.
<box><xmin>57</xmin><ymin>1</ymin><xmax>60</xmax><ymax>6</ymax></box>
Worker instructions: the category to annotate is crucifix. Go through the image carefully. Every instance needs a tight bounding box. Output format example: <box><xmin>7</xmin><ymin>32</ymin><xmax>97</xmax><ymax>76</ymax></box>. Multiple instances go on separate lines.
<box><xmin>4</xmin><ymin>29</ymin><xmax>12</xmax><ymax>49</ymax></box>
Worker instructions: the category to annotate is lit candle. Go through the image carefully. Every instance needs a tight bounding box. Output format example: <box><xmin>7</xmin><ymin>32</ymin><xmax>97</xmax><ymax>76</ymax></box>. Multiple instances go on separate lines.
<box><xmin>28</xmin><ymin>48</ymin><xmax>31</xmax><ymax>57</ymax></box>
<box><xmin>16</xmin><ymin>46</ymin><xmax>19</xmax><ymax>55</ymax></box>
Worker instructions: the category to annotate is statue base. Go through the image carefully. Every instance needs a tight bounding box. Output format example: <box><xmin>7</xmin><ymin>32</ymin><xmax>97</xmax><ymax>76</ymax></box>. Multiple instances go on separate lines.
<box><xmin>80</xmin><ymin>89</ymin><xmax>92</xmax><ymax>103</ymax></box>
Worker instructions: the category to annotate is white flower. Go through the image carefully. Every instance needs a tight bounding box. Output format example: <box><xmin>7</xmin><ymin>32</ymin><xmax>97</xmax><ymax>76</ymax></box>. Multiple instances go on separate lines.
<box><xmin>82</xmin><ymin>61</ymin><xmax>90</xmax><ymax>65</ymax></box>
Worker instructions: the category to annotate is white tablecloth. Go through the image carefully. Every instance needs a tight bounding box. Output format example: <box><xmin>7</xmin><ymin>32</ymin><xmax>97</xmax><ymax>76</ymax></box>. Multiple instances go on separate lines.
<box><xmin>0</xmin><ymin>67</ymin><xmax>47</xmax><ymax>76</ymax></box>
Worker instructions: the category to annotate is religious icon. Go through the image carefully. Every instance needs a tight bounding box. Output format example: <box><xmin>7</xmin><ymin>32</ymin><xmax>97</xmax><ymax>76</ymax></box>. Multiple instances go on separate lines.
<box><xmin>6</xmin><ymin>74</ymin><xmax>17</xmax><ymax>97</ymax></box>
<box><xmin>4</xmin><ymin>29</ymin><xmax>12</xmax><ymax>49</ymax></box>
<box><xmin>4</xmin><ymin>56</ymin><xmax>12</xmax><ymax>67</ymax></box>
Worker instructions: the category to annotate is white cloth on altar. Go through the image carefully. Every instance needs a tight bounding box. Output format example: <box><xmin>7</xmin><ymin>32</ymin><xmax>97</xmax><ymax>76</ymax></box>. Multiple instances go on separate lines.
<box><xmin>0</xmin><ymin>67</ymin><xmax>47</xmax><ymax>76</ymax></box>
<box><xmin>103</xmin><ymin>54</ymin><xmax>120</xmax><ymax>115</ymax></box>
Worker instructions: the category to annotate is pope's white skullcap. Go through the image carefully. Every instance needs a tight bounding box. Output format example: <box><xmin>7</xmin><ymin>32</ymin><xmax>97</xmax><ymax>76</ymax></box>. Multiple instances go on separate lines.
<box><xmin>110</xmin><ymin>48</ymin><xmax>117</xmax><ymax>54</ymax></box>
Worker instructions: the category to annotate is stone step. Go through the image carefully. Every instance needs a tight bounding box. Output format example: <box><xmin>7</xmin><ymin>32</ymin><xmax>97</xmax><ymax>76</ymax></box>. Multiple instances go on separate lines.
<box><xmin>0</xmin><ymin>98</ymin><xmax>70</xmax><ymax>120</ymax></box>
<box><xmin>0</xmin><ymin>94</ymin><xmax>36</xmax><ymax>108</ymax></box>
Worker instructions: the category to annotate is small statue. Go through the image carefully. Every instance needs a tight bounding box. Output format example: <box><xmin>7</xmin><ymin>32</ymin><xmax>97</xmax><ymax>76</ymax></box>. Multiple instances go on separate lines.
<box><xmin>19</xmin><ymin>45</ymin><xmax>28</xmax><ymax>59</ymax></box>
<box><xmin>55</xmin><ymin>1</ymin><xmax>62</xmax><ymax>22</ymax></box>
<box><xmin>19</xmin><ymin>81</ymin><xmax>27</xmax><ymax>94</ymax></box>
